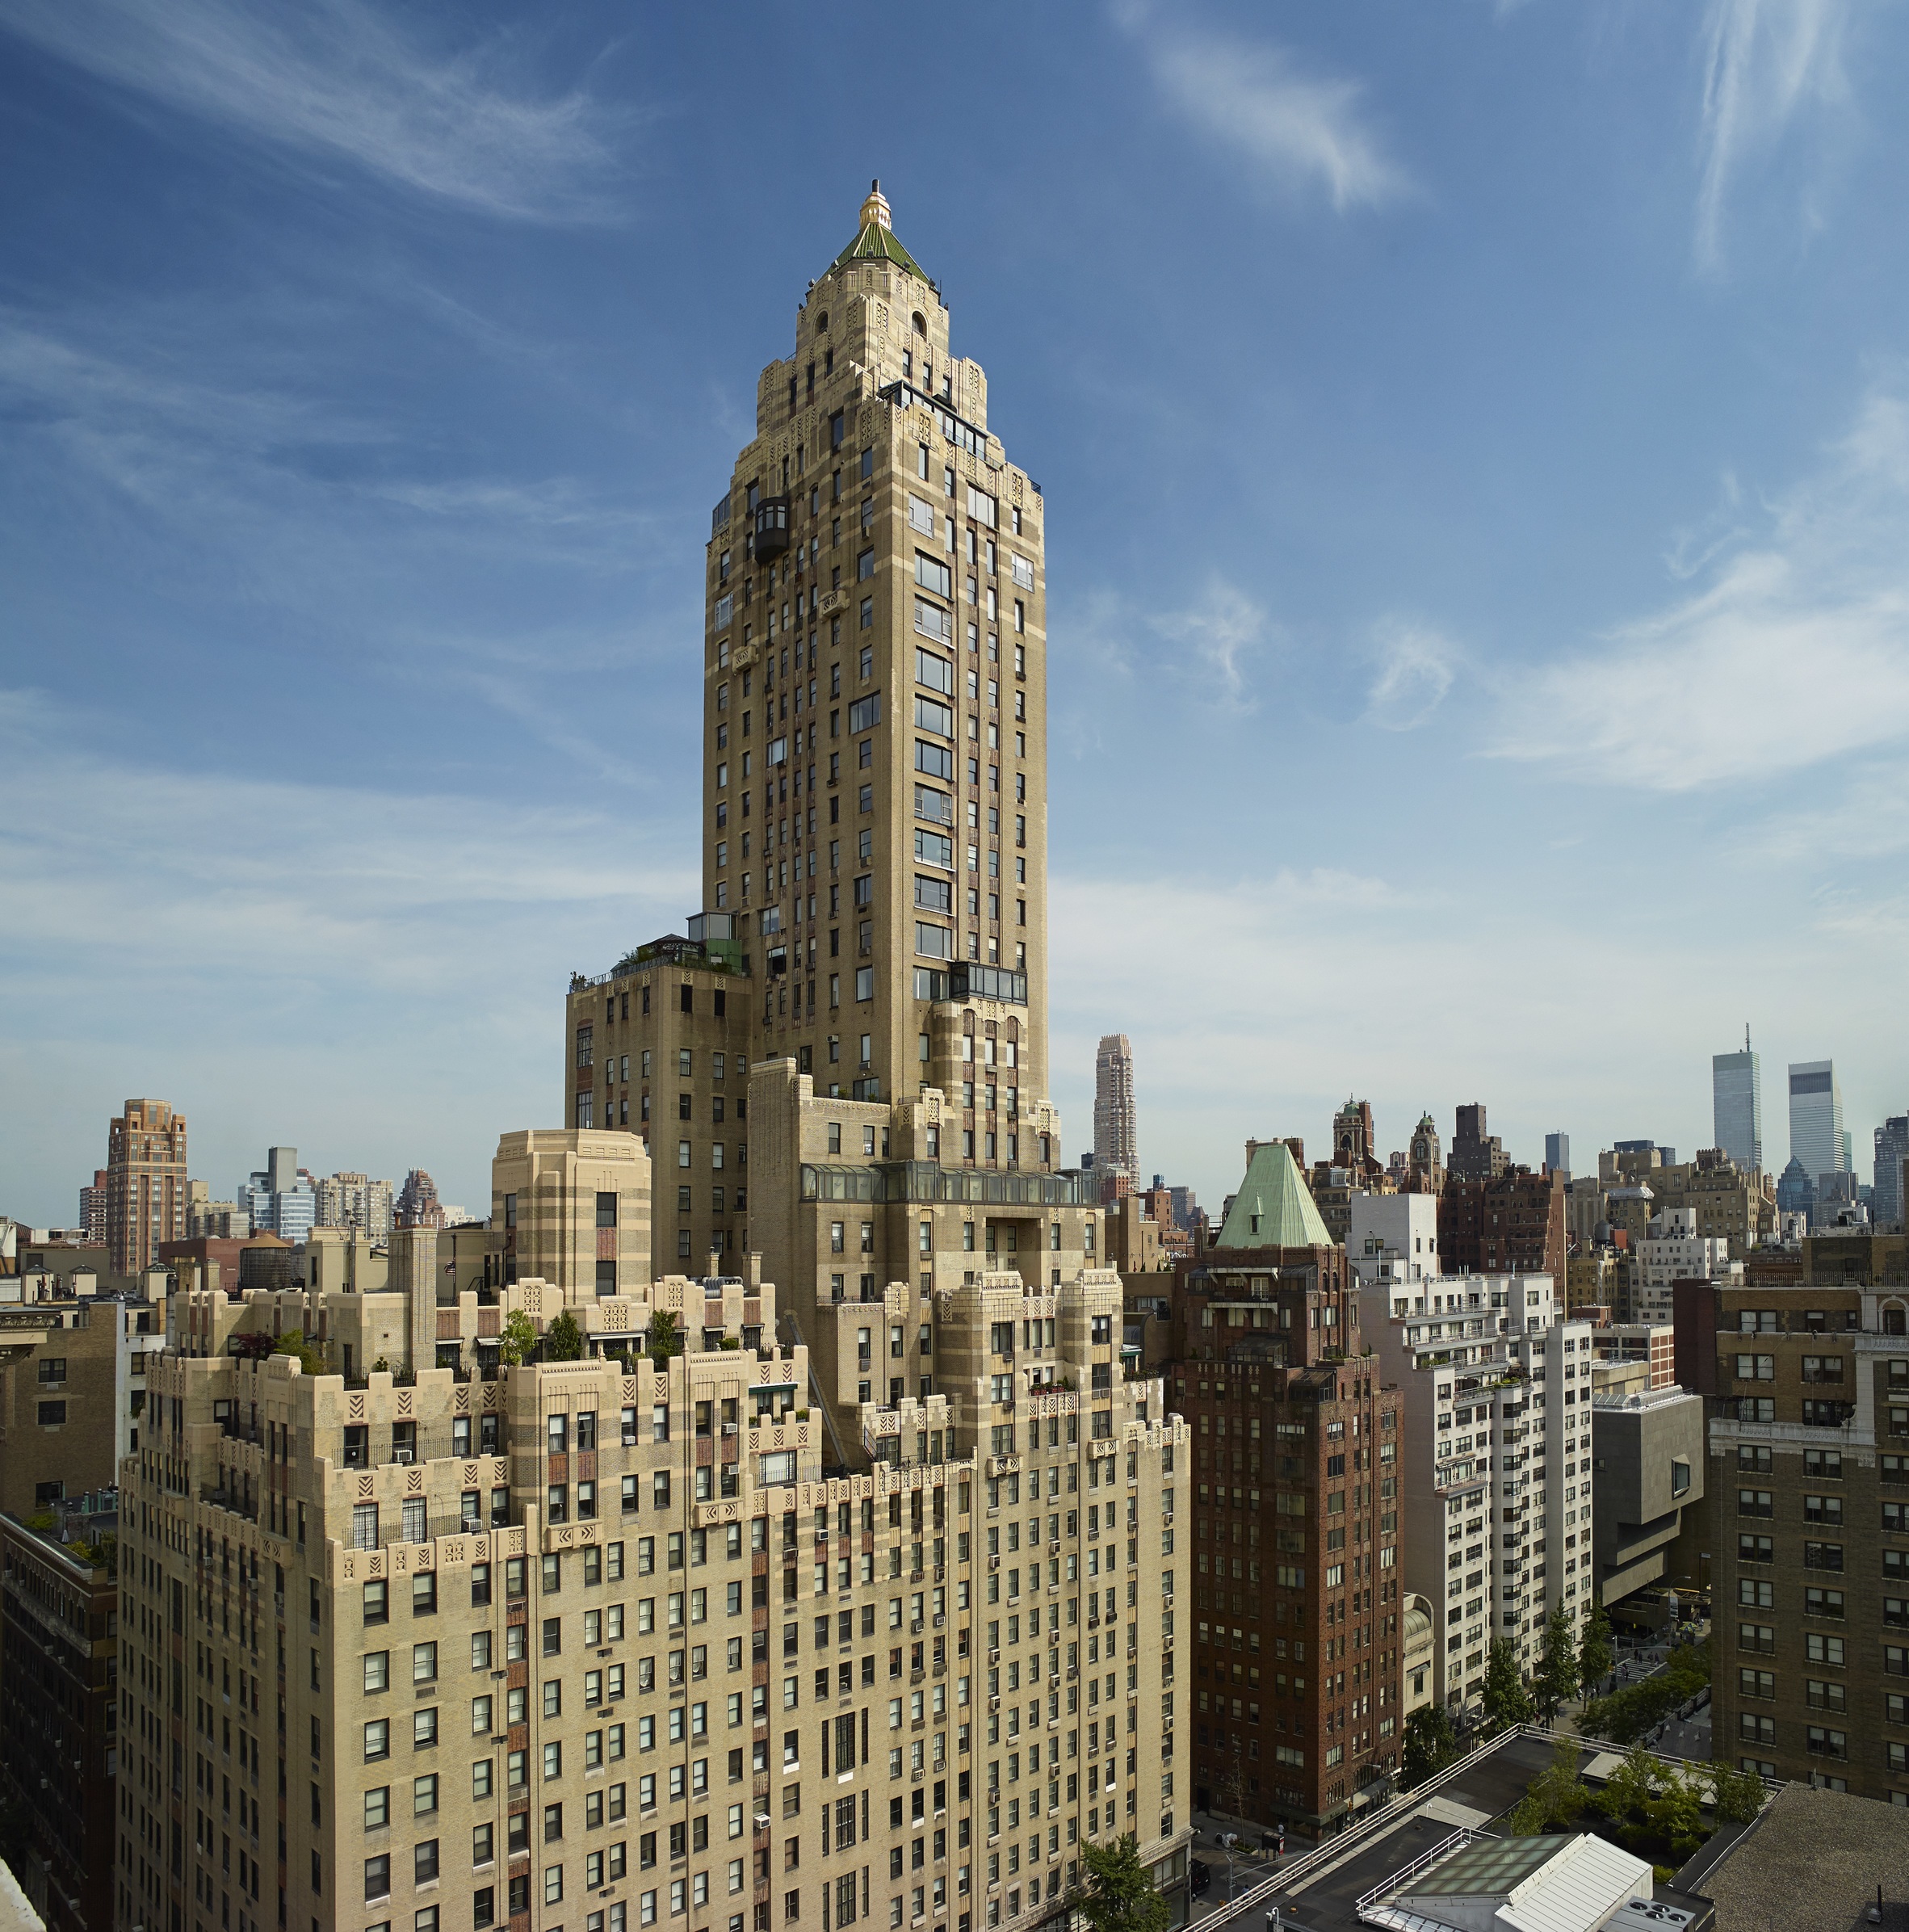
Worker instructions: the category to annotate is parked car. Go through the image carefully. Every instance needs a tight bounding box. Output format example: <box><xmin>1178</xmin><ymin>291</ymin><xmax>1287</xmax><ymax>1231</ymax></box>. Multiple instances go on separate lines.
<box><xmin>1189</xmin><ymin>1861</ymin><xmax>1211</xmax><ymax>1896</ymax></box>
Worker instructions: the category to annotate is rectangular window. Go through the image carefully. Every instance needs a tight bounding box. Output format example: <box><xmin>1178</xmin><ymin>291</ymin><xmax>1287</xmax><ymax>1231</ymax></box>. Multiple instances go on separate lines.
<box><xmin>914</xmin><ymin>599</ymin><xmax>951</xmax><ymax>644</ymax></box>
<box><xmin>914</xmin><ymin>740</ymin><xmax>954</xmax><ymax>780</ymax></box>
<box><xmin>914</xmin><ymin>695</ymin><xmax>954</xmax><ymax>737</ymax></box>
<box><xmin>915</xmin><ymin>649</ymin><xmax>954</xmax><ymax>695</ymax></box>
<box><xmin>915</xmin><ymin>553</ymin><xmax>952</xmax><ymax>598</ymax></box>
<box><xmin>849</xmin><ymin>693</ymin><xmax>882</xmax><ymax>734</ymax></box>
<box><xmin>914</xmin><ymin>924</ymin><xmax>951</xmax><ymax>960</ymax></box>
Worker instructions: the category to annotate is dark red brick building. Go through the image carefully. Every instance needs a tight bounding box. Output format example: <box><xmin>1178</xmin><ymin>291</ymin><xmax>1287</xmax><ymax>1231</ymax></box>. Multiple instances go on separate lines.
<box><xmin>1437</xmin><ymin>1166</ymin><xmax>1565</xmax><ymax>1281</ymax></box>
<box><xmin>1169</xmin><ymin>1242</ymin><xmax>1405</xmax><ymax>1837</ymax></box>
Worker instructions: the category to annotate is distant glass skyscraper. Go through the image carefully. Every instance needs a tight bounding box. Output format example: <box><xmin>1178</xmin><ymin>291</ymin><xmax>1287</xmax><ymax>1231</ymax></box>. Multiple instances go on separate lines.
<box><xmin>1713</xmin><ymin>1029</ymin><xmax>1763</xmax><ymax>1170</ymax></box>
<box><xmin>1544</xmin><ymin>1132</ymin><xmax>1571</xmax><ymax>1178</ymax></box>
<box><xmin>1877</xmin><ymin>1115</ymin><xmax>1909</xmax><ymax>1230</ymax></box>
<box><xmin>1789</xmin><ymin>1059</ymin><xmax>1845</xmax><ymax>1182</ymax></box>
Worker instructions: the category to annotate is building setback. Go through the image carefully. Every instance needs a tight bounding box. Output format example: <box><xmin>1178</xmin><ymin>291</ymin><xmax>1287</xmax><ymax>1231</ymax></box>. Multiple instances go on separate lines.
<box><xmin>115</xmin><ymin>1254</ymin><xmax>1186</xmax><ymax>1932</ymax></box>
<box><xmin>564</xmin><ymin>185</ymin><xmax>1102</xmax><ymax>1466</ymax></box>
<box><xmin>1437</xmin><ymin>1166</ymin><xmax>1566</xmax><ymax>1283</ymax></box>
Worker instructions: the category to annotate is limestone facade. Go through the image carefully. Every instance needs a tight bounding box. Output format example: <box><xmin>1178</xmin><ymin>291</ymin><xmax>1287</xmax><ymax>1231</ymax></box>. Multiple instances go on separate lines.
<box><xmin>115</xmin><ymin>1261</ymin><xmax>1188</xmax><ymax>1932</ymax></box>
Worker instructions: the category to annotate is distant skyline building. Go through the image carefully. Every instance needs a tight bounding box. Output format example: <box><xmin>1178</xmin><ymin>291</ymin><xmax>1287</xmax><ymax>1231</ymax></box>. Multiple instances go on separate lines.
<box><xmin>311</xmin><ymin>1170</ymin><xmax>395</xmax><ymax>1239</ymax></box>
<box><xmin>1712</xmin><ymin>1029</ymin><xmax>1764</xmax><ymax>1170</ymax></box>
<box><xmin>1448</xmin><ymin>1102</ymin><xmax>1505</xmax><ymax>1182</ymax></box>
<box><xmin>1788</xmin><ymin>1059</ymin><xmax>1846</xmax><ymax>1181</ymax></box>
<box><xmin>104</xmin><ymin>1098</ymin><xmax>188</xmax><ymax>1275</ymax></box>
<box><xmin>1407</xmin><ymin>1112</ymin><xmax>1444</xmax><ymax>1192</ymax></box>
<box><xmin>396</xmin><ymin>1167</ymin><xmax>446</xmax><ymax>1228</ymax></box>
<box><xmin>1093</xmin><ymin>1032</ymin><xmax>1138</xmax><ymax>1188</ymax></box>
<box><xmin>1877</xmin><ymin>1115</ymin><xmax>1909</xmax><ymax>1230</ymax></box>
<box><xmin>241</xmin><ymin>1144</ymin><xmax>314</xmax><ymax>1244</ymax></box>
<box><xmin>78</xmin><ymin>1168</ymin><xmax>107</xmax><ymax>1245</ymax></box>
<box><xmin>1544</xmin><ymin>1132</ymin><xmax>1570</xmax><ymax>1178</ymax></box>
<box><xmin>1776</xmin><ymin>1157</ymin><xmax>1816</xmax><ymax>1225</ymax></box>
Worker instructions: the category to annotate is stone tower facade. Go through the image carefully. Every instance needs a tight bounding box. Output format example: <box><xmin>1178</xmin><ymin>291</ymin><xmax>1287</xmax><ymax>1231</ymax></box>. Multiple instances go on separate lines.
<box><xmin>704</xmin><ymin>182</ymin><xmax>1050</xmax><ymax>1111</ymax></box>
<box><xmin>564</xmin><ymin>188</ymin><xmax>1100</xmax><ymax>1454</ymax></box>
<box><xmin>1092</xmin><ymin>1037</ymin><xmax>1137</xmax><ymax>1191</ymax></box>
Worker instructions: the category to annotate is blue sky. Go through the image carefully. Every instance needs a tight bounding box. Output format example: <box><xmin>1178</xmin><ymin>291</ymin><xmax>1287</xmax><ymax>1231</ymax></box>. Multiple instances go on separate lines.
<box><xmin>3</xmin><ymin>0</ymin><xmax>1907</xmax><ymax>1227</ymax></box>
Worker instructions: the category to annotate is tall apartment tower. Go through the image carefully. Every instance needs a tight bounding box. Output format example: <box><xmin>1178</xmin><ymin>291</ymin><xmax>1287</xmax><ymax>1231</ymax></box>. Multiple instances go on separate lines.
<box><xmin>105</xmin><ymin>1096</ymin><xmax>188</xmax><ymax>1275</ymax></box>
<box><xmin>1788</xmin><ymin>1060</ymin><xmax>1845</xmax><ymax>1182</ymax></box>
<box><xmin>1713</xmin><ymin>1031</ymin><xmax>1764</xmax><ymax>1172</ymax></box>
<box><xmin>566</xmin><ymin>186</ymin><xmax>1100</xmax><ymax>1444</ymax></box>
<box><xmin>79</xmin><ymin>1167</ymin><xmax>108</xmax><ymax>1245</ymax></box>
<box><xmin>703</xmin><ymin>181</ymin><xmax>1048</xmax><ymax>1103</ymax></box>
<box><xmin>399</xmin><ymin>1168</ymin><xmax>447</xmax><ymax>1228</ymax></box>
<box><xmin>1447</xmin><ymin>1105</ymin><xmax>1505</xmax><ymax>1184</ymax></box>
<box><xmin>1093</xmin><ymin>1037</ymin><xmax>1138</xmax><ymax>1191</ymax></box>
<box><xmin>1543</xmin><ymin>1134</ymin><xmax>1571</xmax><ymax>1181</ymax></box>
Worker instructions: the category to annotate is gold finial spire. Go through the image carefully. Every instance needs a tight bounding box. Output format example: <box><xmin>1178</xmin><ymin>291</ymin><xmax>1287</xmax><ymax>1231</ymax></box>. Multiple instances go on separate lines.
<box><xmin>860</xmin><ymin>178</ymin><xmax>892</xmax><ymax>233</ymax></box>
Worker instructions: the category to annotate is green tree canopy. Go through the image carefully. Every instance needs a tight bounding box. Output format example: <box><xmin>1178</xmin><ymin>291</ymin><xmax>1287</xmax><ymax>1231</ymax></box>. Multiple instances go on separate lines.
<box><xmin>648</xmin><ymin>1309</ymin><xmax>682</xmax><ymax>1365</ymax></box>
<box><xmin>1578</xmin><ymin>1596</ymin><xmax>1615</xmax><ymax>1686</ymax></box>
<box><xmin>1533</xmin><ymin>1601</ymin><xmax>1581</xmax><ymax>1723</ymax></box>
<box><xmin>544</xmin><ymin>1309</ymin><xmax>585</xmax><ymax>1361</ymax></box>
<box><xmin>272</xmin><ymin>1329</ymin><xmax>325</xmax><ymax>1375</ymax></box>
<box><xmin>1401</xmin><ymin>1704</ymin><xmax>1460</xmax><ymax>1790</ymax></box>
<box><xmin>1071</xmin><ymin>1833</ymin><xmax>1171</xmax><ymax>1932</ymax></box>
<box><xmin>498</xmin><ymin>1310</ymin><xmax>538</xmax><ymax>1367</ymax></box>
<box><xmin>1510</xmin><ymin>1735</ymin><xmax>1590</xmax><ymax>1835</ymax></box>
<box><xmin>1706</xmin><ymin>1759</ymin><xmax>1767</xmax><ymax>1827</ymax></box>
<box><xmin>1479</xmin><ymin>1639</ymin><xmax>1535</xmax><ymax>1734</ymax></box>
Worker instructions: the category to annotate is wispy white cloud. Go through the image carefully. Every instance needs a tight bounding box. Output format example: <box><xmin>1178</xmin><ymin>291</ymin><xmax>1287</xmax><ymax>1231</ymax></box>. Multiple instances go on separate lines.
<box><xmin>1047</xmin><ymin>843</ymin><xmax>1907</xmax><ymax>1208</ymax></box>
<box><xmin>0</xmin><ymin>0</ymin><xmax>624</xmax><ymax>221</ymax></box>
<box><xmin>1150</xmin><ymin>579</ymin><xmax>1271</xmax><ymax>702</ymax></box>
<box><xmin>1134</xmin><ymin>19</ymin><xmax>1410</xmax><ymax>212</ymax></box>
<box><xmin>0</xmin><ymin>687</ymin><xmax>694</xmax><ymax>1221</ymax></box>
<box><xmin>1664</xmin><ymin>470</ymin><xmax>1752</xmax><ymax>580</ymax></box>
<box><xmin>1364</xmin><ymin>620</ymin><xmax>1457</xmax><ymax>731</ymax></box>
<box><xmin>0</xmin><ymin>307</ymin><xmax>656</xmax><ymax>573</ymax></box>
<box><xmin>0</xmin><ymin>687</ymin><xmax>691</xmax><ymax>985</ymax></box>
<box><xmin>1695</xmin><ymin>0</ymin><xmax>1851</xmax><ymax>271</ymax></box>
<box><xmin>1489</xmin><ymin>381</ymin><xmax>1909</xmax><ymax>791</ymax></box>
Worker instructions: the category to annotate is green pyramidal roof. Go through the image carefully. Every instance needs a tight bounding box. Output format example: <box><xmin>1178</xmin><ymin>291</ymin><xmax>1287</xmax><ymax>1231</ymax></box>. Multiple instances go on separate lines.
<box><xmin>831</xmin><ymin>181</ymin><xmax>927</xmax><ymax>279</ymax></box>
<box><xmin>1215</xmin><ymin>1141</ymin><xmax>1333</xmax><ymax>1250</ymax></box>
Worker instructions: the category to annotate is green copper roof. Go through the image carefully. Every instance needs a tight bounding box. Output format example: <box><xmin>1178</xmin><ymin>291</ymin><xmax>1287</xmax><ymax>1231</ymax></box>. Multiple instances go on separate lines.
<box><xmin>1215</xmin><ymin>1141</ymin><xmax>1333</xmax><ymax>1250</ymax></box>
<box><xmin>830</xmin><ymin>181</ymin><xmax>927</xmax><ymax>280</ymax></box>
<box><xmin>832</xmin><ymin>220</ymin><xmax>926</xmax><ymax>278</ymax></box>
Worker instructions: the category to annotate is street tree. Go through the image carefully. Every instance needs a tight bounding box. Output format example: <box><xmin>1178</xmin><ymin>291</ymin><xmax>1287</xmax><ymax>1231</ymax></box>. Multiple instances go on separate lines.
<box><xmin>1533</xmin><ymin>1601</ymin><xmax>1580</xmax><ymax>1722</ymax></box>
<box><xmin>1479</xmin><ymin>1639</ymin><xmax>1535</xmax><ymax>1734</ymax></box>
<box><xmin>1071</xmin><ymin>1833</ymin><xmax>1171</xmax><ymax>1932</ymax></box>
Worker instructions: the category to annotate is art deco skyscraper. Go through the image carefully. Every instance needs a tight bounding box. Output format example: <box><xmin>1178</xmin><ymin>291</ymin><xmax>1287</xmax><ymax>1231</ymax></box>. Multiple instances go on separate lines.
<box><xmin>1092</xmin><ymin>1035</ymin><xmax>1137</xmax><ymax>1189</ymax></box>
<box><xmin>703</xmin><ymin>182</ymin><xmax>1049</xmax><ymax>1113</ymax></box>
<box><xmin>569</xmin><ymin>184</ymin><xmax>1099</xmax><ymax>1439</ymax></box>
<box><xmin>1712</xmin><ymin>1028</ymin><xmax>1763</xmax><ymax>1171</ymax></box>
